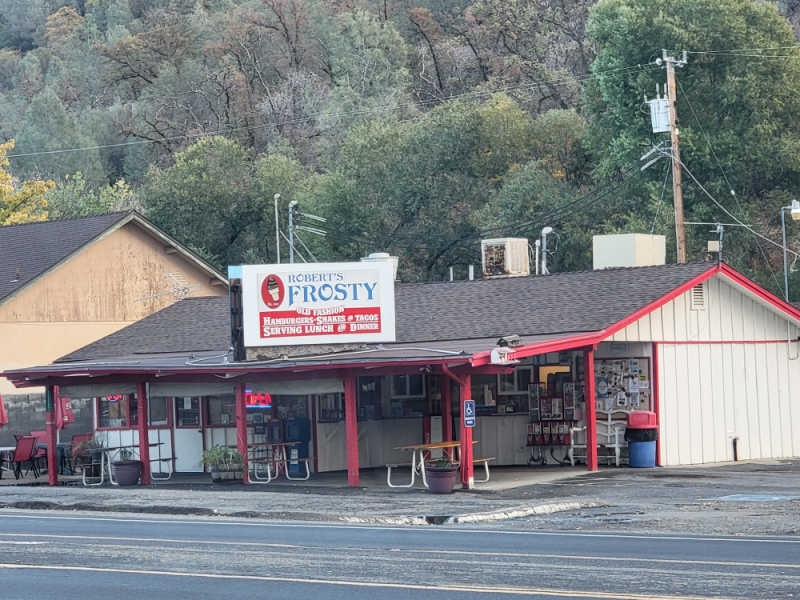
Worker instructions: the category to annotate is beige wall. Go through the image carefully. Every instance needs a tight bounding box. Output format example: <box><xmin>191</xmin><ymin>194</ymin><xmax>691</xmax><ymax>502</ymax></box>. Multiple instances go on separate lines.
<box><xmin>1</xmin><ymin>221</ymin><xmax>226</xmax><ymax>395</ymax></box>
<box><xmin>0</xmin><ymin>222</ymin><xmax>224</xmax><ymax>323</ymax></box>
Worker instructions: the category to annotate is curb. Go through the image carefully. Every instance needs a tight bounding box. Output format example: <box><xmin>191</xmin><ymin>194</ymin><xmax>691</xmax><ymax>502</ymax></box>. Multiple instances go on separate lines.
<box><xmin>445</xmin><ymin>501</ymin><xmax>602</xmax><ymax>524</ymax></box>
<box><xmin>0</xmin><ymin>499</ymin><xmax>600</xmax><ymax>526</ymax></box>
<box><xmin>341</xmin><ymin>501</ymin><xmax>601</xmax><ymax>526</ymax></box>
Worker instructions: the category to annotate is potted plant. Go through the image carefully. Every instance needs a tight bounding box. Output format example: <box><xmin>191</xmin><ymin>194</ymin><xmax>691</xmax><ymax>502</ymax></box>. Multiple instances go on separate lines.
<box><xmin>425</xmin><ymin>454</ymin><xmax>460</xmax><ymax>494</ymax></box>
<box><xmin>111</xmin><ymin>448</ymin><xmax>143</xmax><ymax>486</ymax></box>
<box><xmin>202</xmin><ymin>445</ymin><xmax>243</xmax><ymax>482</ymax></box>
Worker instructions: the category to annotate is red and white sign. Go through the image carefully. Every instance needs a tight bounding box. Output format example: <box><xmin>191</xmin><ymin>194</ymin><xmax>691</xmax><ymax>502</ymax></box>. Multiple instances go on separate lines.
<box><xmin>241</xmin><ymin>262</ymin><xmax>396</xmax><ymax>347</ymax></box>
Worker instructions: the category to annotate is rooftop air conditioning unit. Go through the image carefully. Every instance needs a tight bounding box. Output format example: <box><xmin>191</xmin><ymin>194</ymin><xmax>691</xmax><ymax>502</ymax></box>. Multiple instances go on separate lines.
<box><xmin>481</xmin><ymin>238</ymin><xmax>530</xmax><ymax>278</ymax></box>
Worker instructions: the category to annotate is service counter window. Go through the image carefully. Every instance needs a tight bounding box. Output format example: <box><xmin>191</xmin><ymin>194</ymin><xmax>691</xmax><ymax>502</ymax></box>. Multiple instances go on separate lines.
<box><xmin>148</xmin><ymin>397</ymin><xmax>170</xmax><ymax>427</ymax></box>
<box><xmin>97</xmin><ymin>394</ymin><xmax>137</xmax><ymax>429</ymax></box>
<box><xmin>206</xmin><ymin>394</ymin><xmax>236</xmax><ymax>426</ymax></box>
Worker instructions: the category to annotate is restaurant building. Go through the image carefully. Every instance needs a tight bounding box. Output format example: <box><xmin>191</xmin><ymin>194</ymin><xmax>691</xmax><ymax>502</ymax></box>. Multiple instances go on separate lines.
<box><xmin>4</xmin><ymin>236</ymin><xmax>799</xmax><ymax>487</ymax></box>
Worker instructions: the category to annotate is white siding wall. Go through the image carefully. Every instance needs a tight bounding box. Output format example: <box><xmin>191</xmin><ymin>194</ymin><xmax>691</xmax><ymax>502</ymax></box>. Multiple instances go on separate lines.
<box><xmin>657</xmin><ymin>340</ymin><xmax>799</xmax><ymax>465</ymax></box>
<box><xmin>605</xmin><ymin>273</ymin><xmax>800</xmax><ymax>465</ymax></box>
<box><xmin>611</xmin><ymin>275</ymin><xmax>799</xmax><ymax>342</ymax></box>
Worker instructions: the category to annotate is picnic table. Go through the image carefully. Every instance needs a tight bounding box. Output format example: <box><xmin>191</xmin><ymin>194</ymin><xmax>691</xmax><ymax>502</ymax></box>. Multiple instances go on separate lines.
<box><xmin>387</xmin><ymin>441</ymin><xmax>477</xmax><ymax>489</ymax></box>
<box><xmin>82</xmin><ymin>442</ymin><xmax>163</xmax><ymax>487</ymax></box>
<box><xmin>247</xmin><ymin>441</ymin><xmax>311</xmax><ymax>483</ymax></box>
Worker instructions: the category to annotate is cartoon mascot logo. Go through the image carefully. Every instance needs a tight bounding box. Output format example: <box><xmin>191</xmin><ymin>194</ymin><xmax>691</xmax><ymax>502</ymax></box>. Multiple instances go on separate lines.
<box><xmin>260</xmin><ymin>274</ymin><xmax>284</xmax><ymax>309</ymax></box>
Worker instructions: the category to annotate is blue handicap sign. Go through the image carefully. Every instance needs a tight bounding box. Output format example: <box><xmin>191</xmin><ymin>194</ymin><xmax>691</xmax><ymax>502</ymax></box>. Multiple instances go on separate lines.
<box><xmin>463</xmin><ymin>400</ymin><xmax>476</xmax><ymax>428</ymax></box>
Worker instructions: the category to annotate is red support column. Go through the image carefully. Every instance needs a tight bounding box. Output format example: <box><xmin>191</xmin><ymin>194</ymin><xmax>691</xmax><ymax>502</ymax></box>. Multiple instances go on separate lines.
<box><xmin>583</xmin><ymin>349</ymin><xmax>598</xmax><ymax>471</ymax></box>
<box><xmin>344</xmin><ymin>374</ymin><xmax>360</xmax><ymax>487</ymax></box>
<box><xmin>45</xmin><ymin>385</ymin><xmax>58</xmax><ymax>486</ymax></box>
<box><xmin>441</xmin><ymin>375</ymin><xmax>453</xmax><ymax>459</ymax></box>
<box><xmin>136</xmin><ymin>382</ymin><xmax>151</xmax><ymax>485</ymax></box>
<box><xmin>459</xmin><ymin>374</ymin><xmax>474</xmax><ymax>489</ymax></box>
<box><xmin>652</xmin><ymin>343</ymin><xmax>661</xmax><ymax>466</ymax></box>
<box><xmin>235</xmin><ymin>383</ymin><xmax>249</xmax><ymax>484</ymax></box>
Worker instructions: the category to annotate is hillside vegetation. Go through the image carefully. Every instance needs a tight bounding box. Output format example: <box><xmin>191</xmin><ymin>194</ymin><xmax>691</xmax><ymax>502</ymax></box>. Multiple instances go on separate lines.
<box><xmin>1</xmin><ymin>0</ymin><xmax>799</xmax><ymax>296</ymax></box>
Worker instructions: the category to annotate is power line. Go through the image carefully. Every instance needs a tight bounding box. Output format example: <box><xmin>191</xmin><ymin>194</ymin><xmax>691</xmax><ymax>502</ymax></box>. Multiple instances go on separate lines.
<box><xmin>650</xmin><ymin>161</ymin><xmax>671</xmax><ymax>234</ymax></box>
<box><xmin>674</xmin><ymin>78</ymin><xmax>784</xmax><ymax>291</ymax></box>
<box><xmin>661</xmin><ymin>148</ymin><xmax>800</xmax><ymax>259</ymax></box>
<box><xmin>687</xmin><ymin>45</ymin><xmax>800</xmax><ymax>54</ymax></box>
<box><xmin>4</xmin><ymin>62</ymin><xmax>659</xmax><ymax>160</ymax></box>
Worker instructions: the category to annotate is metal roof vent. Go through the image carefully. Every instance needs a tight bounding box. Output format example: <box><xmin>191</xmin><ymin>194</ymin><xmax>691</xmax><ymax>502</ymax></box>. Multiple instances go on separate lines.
<box><xmin>481</xmin><ymin>238</ymin><xmax>529</xmax><ymax>278</ymax></box>
<box><xmin>690</xmin><ymin>283</ymin><xmax>706</xmax><ymax>311</ymax></box>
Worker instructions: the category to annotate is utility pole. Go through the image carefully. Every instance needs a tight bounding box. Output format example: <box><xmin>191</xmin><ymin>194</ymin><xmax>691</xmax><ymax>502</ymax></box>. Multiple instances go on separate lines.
<box><xmin>288</xmin><ymin>201</ymin><xmax>298</xmax><ymax>264</ymax></box>
<box><xmin>273</xmin><ymin>193</ymin><xmax>281</xmax><ymax>264</ymax></box>
<box><xmin>661</xmin><ymin>49</ymin><xmax>688</xmax><ymax>263</ymax></box>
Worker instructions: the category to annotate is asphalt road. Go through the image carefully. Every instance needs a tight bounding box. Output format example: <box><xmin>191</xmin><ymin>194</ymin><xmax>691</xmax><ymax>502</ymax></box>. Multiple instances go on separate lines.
<box><xmin>0</xmin><ymin>510</ymin><xmax>798</xmax><ymax>599</ymax></box>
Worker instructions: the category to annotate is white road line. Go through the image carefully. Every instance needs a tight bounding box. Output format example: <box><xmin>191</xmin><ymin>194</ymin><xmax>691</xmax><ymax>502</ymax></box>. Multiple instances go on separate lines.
<box><xmin>1</xmin><ymin>511</ymin><xmax>798</xmax><ymax>544</ymax></box>
<box><xmin>0</xmin><ymin>563</ymin><xmax>734</xmax><ymax>600</ymax></box>
<box><xmin>1</xmin><ymin>532</ymin><xmax>795</xmax><ymax>571</ymax></box>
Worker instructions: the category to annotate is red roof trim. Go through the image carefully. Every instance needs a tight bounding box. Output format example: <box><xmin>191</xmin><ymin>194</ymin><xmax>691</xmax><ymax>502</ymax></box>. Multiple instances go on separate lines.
<box><xmin>718</xmin><ymin>263</ymin><xmax>800</xmax><ymax>322</ymax></box>
<box><xmin>599</xmin><ymin>264</ymin><xmax>720</xmax><ymax>340</ymax></box>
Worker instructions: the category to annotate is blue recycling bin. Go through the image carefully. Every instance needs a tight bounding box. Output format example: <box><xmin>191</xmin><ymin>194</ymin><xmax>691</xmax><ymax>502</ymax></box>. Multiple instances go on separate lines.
<box><xmin>628</xmin><ymin>440</ymin><xmax>656</xmax><ymax>467</ymax></box>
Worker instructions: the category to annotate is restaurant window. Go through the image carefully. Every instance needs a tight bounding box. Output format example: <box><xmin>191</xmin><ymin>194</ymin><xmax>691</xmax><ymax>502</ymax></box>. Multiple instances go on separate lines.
<box><xmin>206</xmin><ymin>394</ymin><xmax>236</xmax><ymax>426</ymax></box>
<box><xmin>176</xmin><ymin>397</ymin><xmax>201</xmax><ymax>427</ymax></box>
<box><xmin>391</xmin><ymin>374</ymin><xmax>424</xmax><ymax>398</ymax></box>
<box><xmin>130</xmin><ymin>395</ymin><xmax>138</xmax><ymax>426</ymax></box>
<box><xmin>148</xmin><ymin>397</ymin><xmax>170</xmax><ymax>427</ymax></box>
<box><xmin>97</xmin><ymin>394</ymin><xmax>135</xmax><ymax>428</ymax></box>
<box><xmin>317</xmin><ymin>393</ymin><xmax>344</xmax><ymax>423</ymax></box>
<box><xmin>357</xmin><ymin>377</ymin><xmax>382</xmax><ymax>420</ymax></box>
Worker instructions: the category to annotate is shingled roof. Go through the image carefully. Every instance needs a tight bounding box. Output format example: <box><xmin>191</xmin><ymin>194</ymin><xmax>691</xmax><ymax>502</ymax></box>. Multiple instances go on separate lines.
<box><xmin>58</xmin><ymin>261</ymin><xmax>714</xmax><ymax>363</ymax></box>
<box><xmin>0</xmin><ymin>212</ymin><xmax>130</xmax><ymax>302</ymax></box>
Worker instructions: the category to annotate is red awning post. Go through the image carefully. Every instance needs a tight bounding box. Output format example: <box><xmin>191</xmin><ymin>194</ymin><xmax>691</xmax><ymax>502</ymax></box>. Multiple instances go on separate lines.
<box><xmin>235</xmin><ymin>383</ymin><xmax>249</xmax><ymax>484</ymax></box>
<box><xmin>440</xmin><ymin>375</ymin><xmax>453</xmax><ymax>459</ymax></box>
<box><xmin>45</xmin><ymin>385</ymin><xmax>58</xmax><ymax>486</ymax></box>
<box><xmin>344</xmin><ymin>374</ymin><xmax>360</xmax><ymax>487</ymax></box>
<box><xmin>583</xmin><ymin>349</ymin><xmax>598</xmax><ymax>471</ymax></box>
<box><xmin>136</xmin><ymin>382</ymin><xmax>151</xmax><ymax>485</ymax></box>
<box><xmin>458</xmin><ymin>374</ymin><xmax>474</xmax><ymax>488</ymax></box>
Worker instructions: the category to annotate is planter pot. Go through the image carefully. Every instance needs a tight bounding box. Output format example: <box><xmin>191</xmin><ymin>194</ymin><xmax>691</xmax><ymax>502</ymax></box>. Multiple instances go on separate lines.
<box><xmin>112</xmin><ymin>460</ymin><xmax>142</xmax><ymax>486</ymax></box>
<box><xmin>425</xmin><ymin>464</ymin><xmax>459</xmax><ymax>494</ymax></box>
<box><xmin>209</xmin><ymin>465</ymin><xmax>243</xmax><ymax>483</ymax></box>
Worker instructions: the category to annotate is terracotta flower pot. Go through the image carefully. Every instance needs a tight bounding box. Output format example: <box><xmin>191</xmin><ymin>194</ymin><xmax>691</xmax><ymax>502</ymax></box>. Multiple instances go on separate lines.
<box><xmin>425</xmin><ymin>464</ymin><xmax>459</xmax><ymax>494</ymax></box>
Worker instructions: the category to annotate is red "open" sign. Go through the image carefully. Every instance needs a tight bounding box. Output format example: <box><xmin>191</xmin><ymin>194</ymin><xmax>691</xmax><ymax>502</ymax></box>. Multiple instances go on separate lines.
<box><xmin>245</xmin><ymin>391</ymin><xmax>272</xmax><ymax>408</ymax></box>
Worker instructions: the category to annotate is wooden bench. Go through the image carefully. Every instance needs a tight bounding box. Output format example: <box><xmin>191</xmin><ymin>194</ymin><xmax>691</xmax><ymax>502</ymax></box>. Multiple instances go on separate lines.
<box><xmin>386</xmin><ymin>463</ymin><xmax>415</xmax><ymax>488</ymax></box>
<box><xmin>473</xmin><ymin>457</ymin><xmax>495</xmax><ymax>483</ymax></box>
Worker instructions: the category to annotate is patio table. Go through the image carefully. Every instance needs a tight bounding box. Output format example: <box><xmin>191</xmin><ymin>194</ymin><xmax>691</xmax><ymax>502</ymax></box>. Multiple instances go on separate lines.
<box><xmin>389</xmin><ymin>441</ymin><xmax>477</xmax><ymax>488</ymax></box>
<box><xmin>81</xmin><ymin>442</ymin><xmax>163</xmax><ymax>487</ymax></box>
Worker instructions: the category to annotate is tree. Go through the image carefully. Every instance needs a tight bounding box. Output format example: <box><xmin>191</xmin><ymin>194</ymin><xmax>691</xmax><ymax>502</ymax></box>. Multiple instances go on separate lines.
<box><xmin>142</xmin><ymin>136</ymin><xmax>307</xmax><ymax>268</ymax></box>
<box><xmin>45</xmin><ymin>171</ymin><xmax>136</xmax><ymax>220</ymax></box>
<box><xmin>585</xmin><ymin>0</ymin><xmax>800</xmax><ymax>286</ymax></box>
<box><xmin>0</xmin><ymin>140</ymin><xmax>54</xmax><ymax>225</ymax></box>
